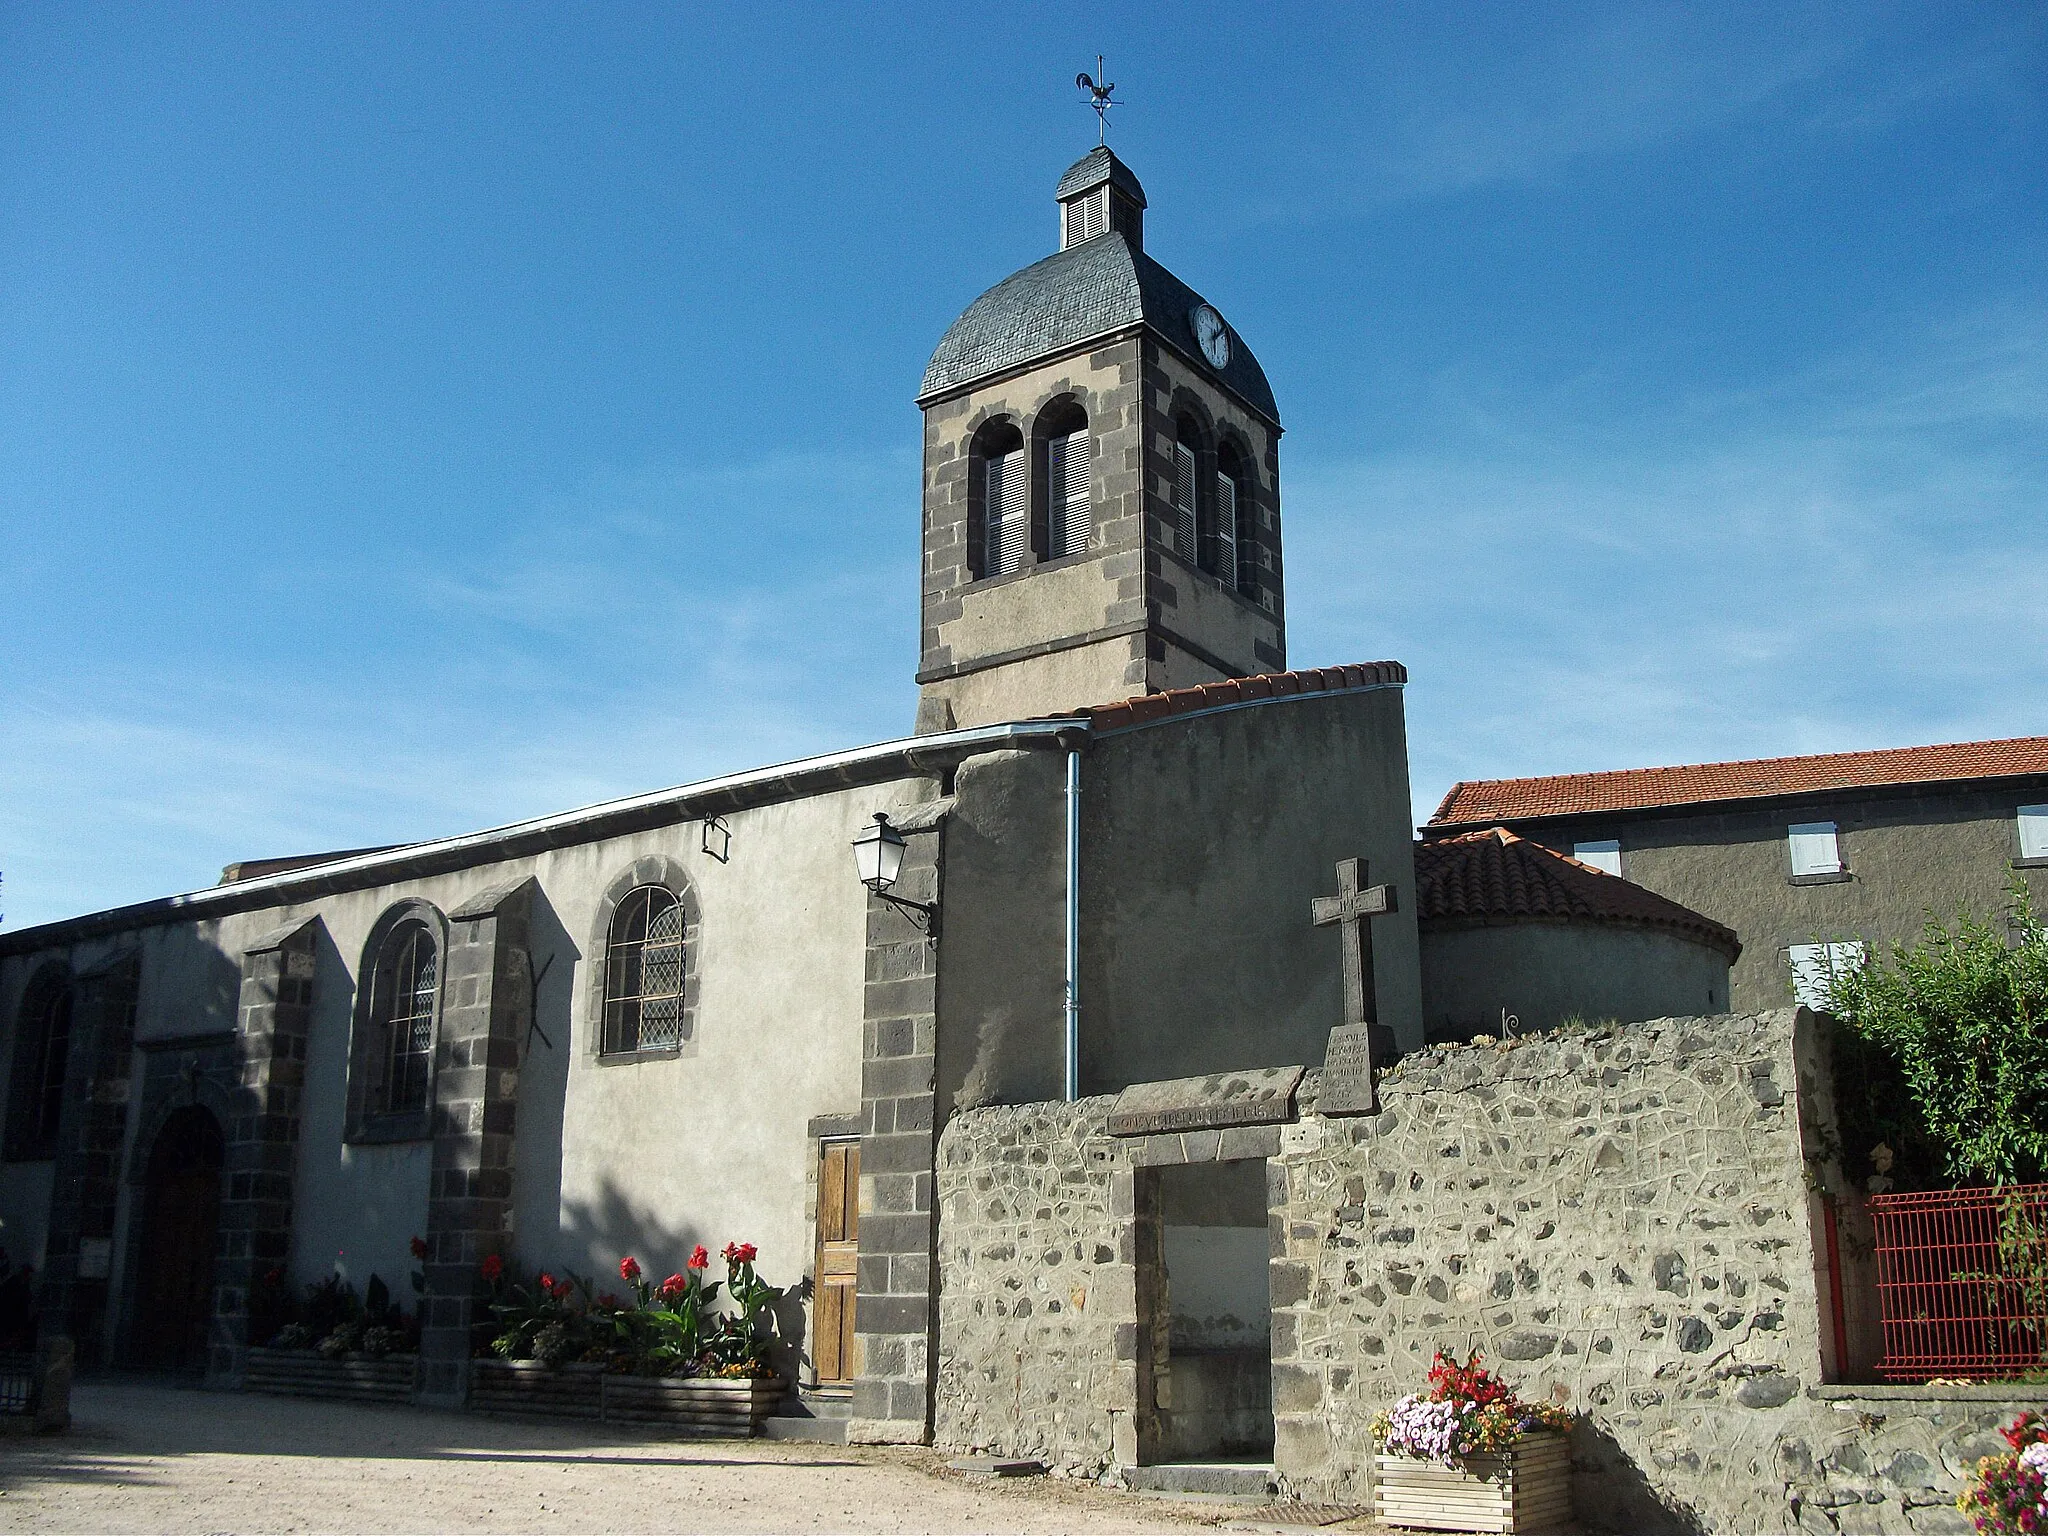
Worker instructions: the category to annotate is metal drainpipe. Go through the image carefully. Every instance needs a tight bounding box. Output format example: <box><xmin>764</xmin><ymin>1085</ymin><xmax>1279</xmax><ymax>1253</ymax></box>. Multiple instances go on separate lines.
<box><xmin>1064</xmin><ymin>745</ymin><xmax>1082</xmax><ymax>1103</ymax></box>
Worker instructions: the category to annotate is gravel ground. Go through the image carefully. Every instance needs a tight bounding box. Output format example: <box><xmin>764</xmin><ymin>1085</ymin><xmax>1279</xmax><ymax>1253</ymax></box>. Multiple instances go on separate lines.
<box><xmin>0</xmin><ymin>1379</ymin><xmax>1231</xmax><ymax>1535</ymax></box>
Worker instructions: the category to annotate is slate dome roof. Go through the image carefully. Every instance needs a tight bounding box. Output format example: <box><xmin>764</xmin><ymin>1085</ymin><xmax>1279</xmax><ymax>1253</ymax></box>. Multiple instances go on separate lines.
<box><xmin>919</xmin><ymin>155</ymin><xmax>1279</xmax><ymax>425</ymax></box>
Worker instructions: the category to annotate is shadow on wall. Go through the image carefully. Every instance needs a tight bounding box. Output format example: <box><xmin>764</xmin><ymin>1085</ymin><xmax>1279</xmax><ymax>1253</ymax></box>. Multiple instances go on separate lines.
<box><xmin>556</xmin><ymin>1175</ymin><xmax>810</xmax><ymax>1377</ymax></box>
<box><xmin>1574</xmin><ymin>1421</ymin><xmax>1712</xmax><ymax>1535</ymax></box>
<box><xmin>509</xmin><ymin>892</ymin><xmax>580</xmax><ymax>1264</ymax></box>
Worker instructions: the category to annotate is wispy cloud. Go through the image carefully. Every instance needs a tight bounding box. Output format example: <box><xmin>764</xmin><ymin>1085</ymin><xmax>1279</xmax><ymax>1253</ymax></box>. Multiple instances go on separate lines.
<box><xmin>1284</xmin><ymin>300</ymin><xmax>2048</xmax><ymax>823</ymax></box>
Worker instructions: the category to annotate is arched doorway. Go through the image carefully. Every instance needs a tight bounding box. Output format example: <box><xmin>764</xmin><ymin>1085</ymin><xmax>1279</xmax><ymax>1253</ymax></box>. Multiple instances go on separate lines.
<box><xmin>134</xmin><ymin>1105</ymin><xmax>223</xmax><ymax>1371</ymax></box>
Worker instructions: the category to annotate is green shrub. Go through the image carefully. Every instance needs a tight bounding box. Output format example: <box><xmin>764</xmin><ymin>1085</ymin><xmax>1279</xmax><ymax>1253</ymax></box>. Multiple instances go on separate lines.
<box><xmin>1826</xmin><ymin>883</ymin><xmax>2048</xmax><ymax>1187</ymax></box>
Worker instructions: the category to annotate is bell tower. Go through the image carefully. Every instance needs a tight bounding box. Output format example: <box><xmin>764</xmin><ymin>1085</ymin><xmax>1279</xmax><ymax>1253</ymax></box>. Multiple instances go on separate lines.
<box><xmin>913</xmin><ymin>147</ymin><xmax>1286</xmax><ymax>733</ymax></box>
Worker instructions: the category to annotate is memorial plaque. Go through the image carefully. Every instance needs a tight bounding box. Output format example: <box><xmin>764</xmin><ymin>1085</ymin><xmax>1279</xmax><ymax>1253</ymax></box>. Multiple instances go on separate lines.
<box><xmin>1106</xmin><ymin>1065</ymin><xmax>1305</xmax><ymax>1138</ymax></box>
<box><xmin>1316</xmin><ymin>1022</ymin><xmax>1396</xmax><ymax>1117</ymax></box>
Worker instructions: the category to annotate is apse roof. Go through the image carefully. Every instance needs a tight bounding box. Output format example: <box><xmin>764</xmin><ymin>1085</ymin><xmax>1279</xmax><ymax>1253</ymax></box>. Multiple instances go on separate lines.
<box><xmin>1428</xmin><ymin>736</ymin><xmax>2048</xmax><ymax>829</ymax></box>
<box><xmin>1414</xmin><ymin>828</ymin><xmax>1741</xmax><ymax>960</ymax></box>
<box><xmin>918</xmin><ymin>233</ymin><xmax>1280</xmax><ymax>425</ymax></box>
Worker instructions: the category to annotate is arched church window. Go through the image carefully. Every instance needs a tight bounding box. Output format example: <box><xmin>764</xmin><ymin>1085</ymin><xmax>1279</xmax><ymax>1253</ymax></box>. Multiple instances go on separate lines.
<box><xmin>5</xmin><ymin>977</ymin><xmax>73</xmax><ymax>1159</ymax></box>
<box><xmin>969</xmin><ymin>420</ymin><xmax>1028</xmax><ymax>580</ymax></box>
<box><xmin>603</xmin><ymin>886</ymin><xmax>685</xmax><ymax>1055</ymax></box>
<box><xmin>367</xmin><ymin>919</ymin><xmax>437</xmax><ymax>1115</ymax></box>
<box><xmin>1037</xmin><ymin>400</ymin><xmax>1092</xmax><ymax>561</ymax></box>
<box><xmin>1171</xmin><ymin>418</ymin><xmax>1205</xmax><ymax>566</ymax></box>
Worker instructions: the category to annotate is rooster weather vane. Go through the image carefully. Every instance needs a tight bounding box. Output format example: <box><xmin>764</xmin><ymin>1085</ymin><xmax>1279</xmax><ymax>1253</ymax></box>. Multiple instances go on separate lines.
<box><xmin>1077</xmin><ymin>57</ymin><xmax>1117</xmax><ymax>145</ymax></box>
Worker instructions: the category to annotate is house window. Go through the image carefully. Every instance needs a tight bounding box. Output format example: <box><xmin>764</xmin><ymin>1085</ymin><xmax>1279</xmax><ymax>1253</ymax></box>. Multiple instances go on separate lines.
<box><xmin>1063</xmin><ymin>187</ymin><xmax>1107</xmax><ymax>246</ymax></box>
<box><xmin>1038</xmin><ymin>399</ymin><xmax>1092</xmax><ymax>560</ymax></box>
<box><xmin>1573</xmin><ymin>839</ymin><xmax>1622</xmax><ymax>877</ymax></box>
<box><xmin>2020</xmin><ymin>805</ymin><xmax>2048</xmax><ymax>861</ymax></box>
<box><xmin>1788</xmin><ymin>822</ymin><xmax>1844</xmax><ymax>878</ymax></box>
<box><xmin>1170</xmin><ymin>420</ymin><xmax>1203</xmax><ymax>565</ymax></box>
<box><xmin>367</xmin><ymin>920</ymin><xmax>437</xmax><ymax>1116</ymax></box>
<box><xmin>603</xmin><ymin>886</ymin><xmax>686</xmax><ymax>1055</ymax></box>
<box><xmin>985</xmin><ymin>449</ymin><xmax>1027</xmax><ymax>577</ymax></box>
<box><xmin>5</xmin><ymin>981</ymin><xmax>73</xmax><ymax>1159</ymax></box>
<box><xmin>1215</xmin><ymin>442</ymin><xmax>1257</xmax><ymax>598</ymax></box>
<box><xmin>1789</xmin><ymin>941</ymin><xmax>1865</xmax><ymax>1009</ymax></box>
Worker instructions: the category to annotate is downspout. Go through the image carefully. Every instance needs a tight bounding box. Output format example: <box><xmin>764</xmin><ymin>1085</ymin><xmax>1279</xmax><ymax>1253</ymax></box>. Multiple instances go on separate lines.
<box><xmin>1064</xmin><ymin>746</ymin><xmax>1082</xmax><ymax>1102</ymax></box>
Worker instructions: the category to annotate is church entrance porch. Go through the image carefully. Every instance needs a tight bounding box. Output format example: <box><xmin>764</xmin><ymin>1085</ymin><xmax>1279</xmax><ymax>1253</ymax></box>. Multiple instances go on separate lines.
<box><xmin>131</xmin><ymin>1105</ymin><xmax>223</xmax><ymax>1372</ymax></box>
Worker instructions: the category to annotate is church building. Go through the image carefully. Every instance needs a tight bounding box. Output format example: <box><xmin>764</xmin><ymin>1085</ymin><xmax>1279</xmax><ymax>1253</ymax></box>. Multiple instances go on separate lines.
<box><xmin>0</xmin><ymin>147</ymin><xmax>1724</xmax><ymax>1449</ymax></box>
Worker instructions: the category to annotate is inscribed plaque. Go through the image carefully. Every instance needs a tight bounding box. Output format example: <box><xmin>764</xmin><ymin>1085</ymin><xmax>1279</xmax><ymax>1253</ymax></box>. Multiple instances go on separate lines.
<box><xmin>1106</xmin><ymin>1065</ymin><xmax>1305</xmax><ymax>1138</ymax></box>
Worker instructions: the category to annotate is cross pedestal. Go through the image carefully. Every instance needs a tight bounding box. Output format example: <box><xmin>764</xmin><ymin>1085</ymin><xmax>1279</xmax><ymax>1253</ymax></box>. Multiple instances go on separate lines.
<box><xmin>1311</xmin><ymin>857</ymin><xmax>1399</xmax><ymax>1116</ymax></box>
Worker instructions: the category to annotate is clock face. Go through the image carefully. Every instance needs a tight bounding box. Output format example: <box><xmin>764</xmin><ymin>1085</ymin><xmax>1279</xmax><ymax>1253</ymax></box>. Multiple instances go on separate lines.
<box><xmin>1190</xmin><ymin>304</ymin><xmax>1232</xmax><ymax>369</ymax></box>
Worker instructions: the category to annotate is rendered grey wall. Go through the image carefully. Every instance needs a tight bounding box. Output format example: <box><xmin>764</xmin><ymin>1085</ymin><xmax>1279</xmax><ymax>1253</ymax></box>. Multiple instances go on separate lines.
<box><xmin>1418</xmin><ymin>922</ymin><xmax>1731</xmax><ymax>1041</ymax></box>
<box><xmin>1508</xmin><ymin>784</ymin><xmax>2048</xmax><ymax>1013</ymax></box>
<box><xmin>1081</xmin><ymin>686</ymin><xmax>1423</xmax><ymax>1088</ymax></box>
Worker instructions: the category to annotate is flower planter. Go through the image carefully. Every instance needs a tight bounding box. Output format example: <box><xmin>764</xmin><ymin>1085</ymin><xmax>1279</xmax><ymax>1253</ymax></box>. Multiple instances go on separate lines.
<box><xmin>245</xmin><ymin>1347</ymin><xmax>418</xmax><ymax>1405</ymax></box>
<box><xmin>1375</xmin><ymin>1429</ymin><xmax>1572</xmax><ymax>1534</ymax></box>
<box><xmin>601</xmin><ymin>1375</ymin><xmax>786</xmax><ymax>1437</ymax></box>
<box><xmin>469</xmin><ymin>1359</ymin><xmax>605</xmax><ymax>1420</ymax></box>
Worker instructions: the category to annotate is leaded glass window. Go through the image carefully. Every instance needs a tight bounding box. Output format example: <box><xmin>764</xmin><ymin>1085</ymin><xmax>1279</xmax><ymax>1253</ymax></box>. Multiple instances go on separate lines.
<box><xmin>369</xmin><ymin>920</ymin><xmax>437</xmax><ymax>1114</ymax></box>
<box><xmin>604</xmin><ymin>886</ymin><xmax>685</xmax><ymax>1055</ymax></box>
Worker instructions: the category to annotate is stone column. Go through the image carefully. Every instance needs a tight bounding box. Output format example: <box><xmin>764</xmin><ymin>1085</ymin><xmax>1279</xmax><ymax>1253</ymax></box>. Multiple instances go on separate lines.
<box><xmin>848</xmin><ymin>812</ymin><xmax>943</xmax><ymax>1444</ymax></box>
<box><xmin>210</xmin><ymin>917</ymin><xmax>320</xmax><ymax>1383</ymax></box>
<box><xmin>418</xmin><ymin>878</ymin><xmax>533</xmax><ymax>1406</ymax></box>
<box><xmin>38</xmin><ymin>958</ymin><xmax>139</xmax><ymax>1365</ymax></box>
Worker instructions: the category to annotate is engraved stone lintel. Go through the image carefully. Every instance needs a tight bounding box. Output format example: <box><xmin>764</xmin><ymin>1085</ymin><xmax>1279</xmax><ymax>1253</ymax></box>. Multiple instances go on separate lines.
<box><xmin>1315</xmin><ymin>1022</ymin><xmax>1397</xmax><ymax>1117</ymax></box>
<box><xmin>1106</xmin><ymin>1065</ymin><xmax>1306</xmax><ymax>1138</ymax></box>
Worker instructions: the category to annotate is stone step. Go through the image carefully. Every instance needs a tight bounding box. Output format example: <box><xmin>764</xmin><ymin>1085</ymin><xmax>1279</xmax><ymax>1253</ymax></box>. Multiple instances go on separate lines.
<box><xmin>1124</xmin><ymin>1461</ymin><xmax>1278</xmax><ymax>1497</ymax></box>
<box><xmin>778</xmin><ymin>1385</ymin><xmax>853</xmax><ymax>1420</ymax></box>
<box><xmin>759</xmin><ymin>1414</ymin><xmax>848</xmax><ymax>1444</ymax></box>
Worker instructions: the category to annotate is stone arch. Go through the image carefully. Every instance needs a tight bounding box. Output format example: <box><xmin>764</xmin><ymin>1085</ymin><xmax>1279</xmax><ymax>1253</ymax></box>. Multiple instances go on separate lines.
<box><xmin>586</xmin><ymin>855</ymin><xmax>703</xmax><ymax>1059</ymax></box>
<box><xmin>6</xmin><ymin>958</ymin><xmax>75</xmax><ymax>1161</ymax></box>
<box><xmin>966</xmin><ymin>412</ymin><xmax>1027</xmax><ymax>581</ymax></box>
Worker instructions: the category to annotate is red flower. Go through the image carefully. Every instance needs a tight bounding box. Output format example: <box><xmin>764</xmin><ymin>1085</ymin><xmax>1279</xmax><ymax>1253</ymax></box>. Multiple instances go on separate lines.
<box><xmin>619</xmin><ymin>1255</ymin><xmax>642</xmax><ymax>1283</ymax></box>
<box><xmin>409</xmin><ymin>1235</ymin><xmax>429</xmax><ymax>1262</ymax></box>
<box><xmin>2003</xmin><ymin>1410</ymin><xmax>2048</xmax><ymax>1450</ymax></box>
<box><xmin>538</xmin><ymin>1271</ymin><xmax>556</xmax><ymax>1292</ymax></box>
<box><xmin>689</xmin><ymin>1245</ymin><xmax>710</xmax><ymax>1271</ymax></box>
<box><xmin>264</xmin><ymin>1267</ymin><xmax>284</xmax><ymax>1286</ymax></box>
<box><xmin>659</xmin><ymin>1273</ymin><xmax>688</xmax><ymax>1299</ymax></box>
<box><xmin>480</xmin><ymin>1253</ymin><xmax>505</xmax><ymax>1283</ymax></box>
<box><xmin>598</xmin><ymin>1292</ymin><xmax>620</xmax><ymax>1310</ymax></box>
<box><xmin>722</xmin><ymin>1241</ymin><xmax>758</xmax><ymax>1265</ymax></box>
<box><xmin>550</xmin><ymin>1280</ymin><xmax>573</xmax><ymax>1301</ymax></box>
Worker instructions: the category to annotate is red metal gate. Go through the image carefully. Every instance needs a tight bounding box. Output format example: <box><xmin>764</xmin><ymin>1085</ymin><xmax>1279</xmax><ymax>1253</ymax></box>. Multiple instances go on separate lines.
<box><xmin>1868</xmin><ymin>1183</ymin><xmax>2048</xmax><ymax>1381</ymax></box>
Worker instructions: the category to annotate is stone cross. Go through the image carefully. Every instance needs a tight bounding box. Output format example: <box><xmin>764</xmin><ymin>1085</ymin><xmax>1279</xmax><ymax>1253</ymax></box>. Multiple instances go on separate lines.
<box><xmin>1310</xmin><ymin>857</ymin><xmax>1397</xmax><ymax>1027</ymax></box>
<box><xmin>1311</xmin><ymin>858</ymin><xmax>1399</xmax><ymax>1117</ymax></box>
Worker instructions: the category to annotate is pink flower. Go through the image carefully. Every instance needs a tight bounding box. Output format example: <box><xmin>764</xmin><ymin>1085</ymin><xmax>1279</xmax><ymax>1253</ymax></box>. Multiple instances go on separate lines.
<box><xmin>619</xmin><ymin>1255</ymin><xmax>641</xmax><ymax>1283</ymax></box>
<box><xmin>659</xmin><ymin>1273</ymin><xmax>687</xmax><ymax>1299</ymax></box>
<box><xmin>688</xmin><ymin>1245</ymin><xmax>710</xmax><ymax>1271</ymax></box>
<box><xmin>722</xmin><ymin>1241</ymin><xmax>758</xmax><ymax>1265</ymax></box>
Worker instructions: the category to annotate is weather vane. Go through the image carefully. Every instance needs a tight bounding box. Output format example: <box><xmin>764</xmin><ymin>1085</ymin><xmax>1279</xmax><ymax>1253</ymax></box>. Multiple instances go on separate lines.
<box><xmin>1076</xmin><ymin>57</ymin><xmax>1116</xmax><ymax>145</ymax></box>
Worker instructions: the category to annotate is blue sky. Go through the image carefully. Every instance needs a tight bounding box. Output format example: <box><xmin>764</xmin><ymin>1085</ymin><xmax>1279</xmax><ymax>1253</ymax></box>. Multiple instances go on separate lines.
<box><xmin>2</xmin><ymin>2</ymin><xmax>2042</xmax><ymax>930</ymax></box>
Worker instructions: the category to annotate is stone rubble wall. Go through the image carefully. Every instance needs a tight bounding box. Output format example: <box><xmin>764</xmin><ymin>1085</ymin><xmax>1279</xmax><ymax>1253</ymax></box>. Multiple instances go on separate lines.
<box><xmin>932</xmin><ymin>1011</ymin><xmax>2040</xmax><ymax>1531</ymax></box>
<box><xmin>932</xmin><ymin>1097</ymin><xmax>1135</xmax><ymax>1475</ymax></box>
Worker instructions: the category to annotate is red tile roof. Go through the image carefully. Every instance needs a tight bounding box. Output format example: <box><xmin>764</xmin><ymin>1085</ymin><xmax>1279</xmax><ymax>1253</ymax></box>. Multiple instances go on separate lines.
<box><xmin>1415</xmin><ymin>828</ymin><xmax>1740</xmax><ymax>959</ymax></box>
<box><xmin>1069</xmin><ymin>662</ymin><xmax>1407</xmax><ymax>733</ymax></box>
<box><xmin>1428</xmin><ymin>737</ymin><xmax>2048</xmax><ymax>828</ymax></box>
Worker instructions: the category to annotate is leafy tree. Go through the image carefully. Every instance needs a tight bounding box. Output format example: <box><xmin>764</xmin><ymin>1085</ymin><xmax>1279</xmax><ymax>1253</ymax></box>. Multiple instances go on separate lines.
<box><xmin>1826</xmin><ymin>883</ymin><xmax>2048</xmax><ymax>1187</ymax></box>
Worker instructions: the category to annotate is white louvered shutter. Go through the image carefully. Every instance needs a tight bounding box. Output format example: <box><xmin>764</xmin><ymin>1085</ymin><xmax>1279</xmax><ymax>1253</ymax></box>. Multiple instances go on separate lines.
<box><xmin>2021</xmin><ymin>805</ymin><xmax>2048</xmax><ymax>860</ymax></box>
<box><xmin>1213</xmin><ymin>472</ymin><xmax>1237</xmax><ymax>589</ymax></box>
<box><xmin>1050</xmin><ymin>431</ymin><xmax>1091</xmax><ymax>558</ymax></box>
<box><xmin>987</xmin><ymin>450</ymin><xmax>1028</xmax><ymax>576</ymax></box>
<box><xmin>1788</xmin><ymin>822</ymin><xmax>1842</xmax><ymax>877</ymax></box>
<box><xmin>1172</xmin><ymin>443</ymin><xmax>1197</xmax><ymax>562</ymax></box>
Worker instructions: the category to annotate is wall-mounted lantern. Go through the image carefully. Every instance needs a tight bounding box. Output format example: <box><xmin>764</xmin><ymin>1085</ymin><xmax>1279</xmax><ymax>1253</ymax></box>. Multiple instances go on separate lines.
<box><xmin>852</xmin><ymin>813</ymin><xmax>937</xmax><ymax>935</ymax></box>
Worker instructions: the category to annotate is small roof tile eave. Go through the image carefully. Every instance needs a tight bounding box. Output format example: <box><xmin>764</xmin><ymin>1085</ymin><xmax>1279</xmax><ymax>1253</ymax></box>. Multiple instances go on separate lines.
<box><xmin>1045</xmin><ymin>661</ymin><xmax>1407</xmax><ymax>736</ymax></box>
<box><xmin>1415</xmin><ymin>828</ymin><xmax>1741</xmax><ymax>962</ymax></box>
<box><xmin>1427</xmin><ymin>736</ymin><xmax>2048</xmax><ymax>829</ymax></box>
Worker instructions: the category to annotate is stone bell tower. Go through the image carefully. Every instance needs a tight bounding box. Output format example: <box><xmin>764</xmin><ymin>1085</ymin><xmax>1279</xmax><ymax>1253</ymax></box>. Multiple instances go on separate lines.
<box><xmin>912</xmin><ymin>147</ymin><xmax>1287</xmax><ymax>733</ymax></box>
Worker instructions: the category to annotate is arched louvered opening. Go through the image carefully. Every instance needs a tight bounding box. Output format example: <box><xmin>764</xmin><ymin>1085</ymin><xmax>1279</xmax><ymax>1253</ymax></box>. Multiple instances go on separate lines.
<box><xmin>5</xmin><ymin>974</ymin><xmax>73</xmax><ymax>1160</ymax></box>
<box><xmin>1215</xmin><ymin>439</ymin><xmax>1257</xmax><ymax>598</ymax></box>
<box><xmin>1171</xmin><ymin>416</ymin><xmax>1208</xmax><ymax>568</ymax></box>
<box><xmin>1036</xmin><ymin>397</ymin><xmax>1092</xmax><ymax>561</ymax></box>
<box><xmin>603</xmin><ymin>885</ymin><xmax>686</xmax><ymax>1055</ymax></box>
<box><xmin>968</xmin><ymin>419</ymin><xmax>1028</xmax><ymax>580</ymax></box>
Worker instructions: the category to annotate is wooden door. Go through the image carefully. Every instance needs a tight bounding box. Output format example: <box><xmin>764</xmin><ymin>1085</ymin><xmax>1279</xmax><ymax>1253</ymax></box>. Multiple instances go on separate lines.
<box><xmin>135</xmin><ymin>1106</ymin><xmax>223</xmax><ymax>1371</ymax></box>
<box><xmin>814</xmin><ymin>1140</ymin><xmax>859</xmax><ymax>1383</ymax></box>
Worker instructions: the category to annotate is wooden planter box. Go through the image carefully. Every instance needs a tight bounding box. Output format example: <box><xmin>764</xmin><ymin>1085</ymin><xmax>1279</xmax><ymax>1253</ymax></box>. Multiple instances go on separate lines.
<box><xmin>1375</xmin><ymin>1430</ymin><xmax>1572</xmax><ymax>1534</ymax></box>
<box><xmin>245</xmin><ymin>1347</ymin><xmax>417</xmax><ymax>1405</ymax></box>
<box><xmin>470</xmin><ymin>1359</ymin><xmax>605</xmax><ymax>1420</ymax></box>
<box><xmin>601</xmin><ymin>1375</ymin><xmax>785</xmax><ymax>1437</ymax></box>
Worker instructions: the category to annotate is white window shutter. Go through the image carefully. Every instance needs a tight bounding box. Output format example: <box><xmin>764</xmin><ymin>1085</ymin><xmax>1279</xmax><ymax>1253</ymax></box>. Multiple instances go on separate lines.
<box><xmin>2020</xmin><ymin>805</ymin><xmax>2048</xmax><ymax>859</ymax></box>
<box><xmin>987</xmin><ymin>451</ymin><xmax>1027</xmax><ymax>576</ymax></box>
<box><xmin>1213</xmin><ymin>472</ymin><xmax>1237</xmax><ymax>589</ymax></box>
<box><xmin>1573</xmin><ymin>839</ymin><xmax>1622</xmax><ymax>877</ymax></box>
<box><xmin>1172</xmin><ymin>443</ymin><xmax>1197</xmax><ymax>562</ymax></box>
<box><xmin>1789</xmin><ymin>941</ymin><xmax>1865</xmax><ymax>1009</ymax></box>
<box><xmin>1051</xmin><ymin>431</ymin><xmax>1090</xmax><ymax>558</ymax></box>
<box><xmin>1788</xmin><ymin>822</ymin><xmax>1842</xmax><ymax>877</ymax></box>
